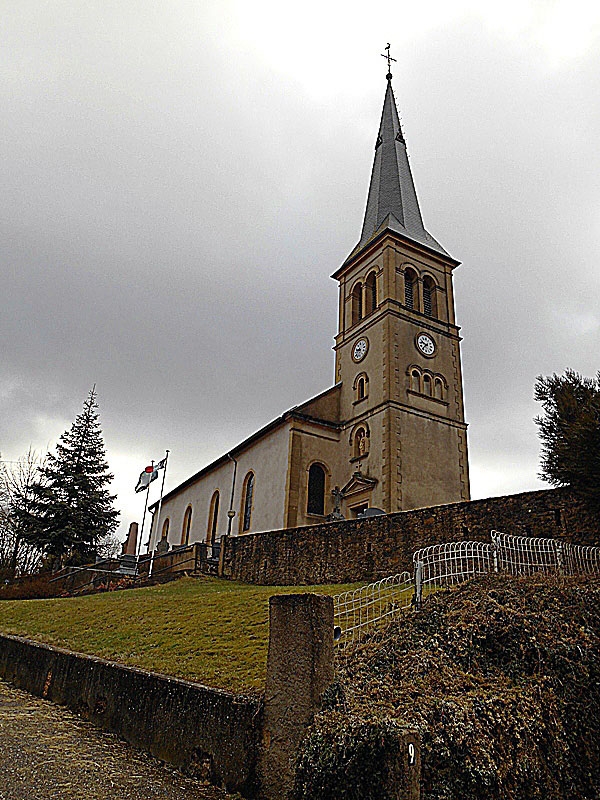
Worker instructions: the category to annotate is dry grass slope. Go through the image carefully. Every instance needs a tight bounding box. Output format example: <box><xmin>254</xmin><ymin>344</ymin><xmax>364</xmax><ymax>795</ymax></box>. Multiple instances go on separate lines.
<box><xmin>295</xmin><ymin>573</ymin><xmax>600</xmax><ymax>800</ymax></box>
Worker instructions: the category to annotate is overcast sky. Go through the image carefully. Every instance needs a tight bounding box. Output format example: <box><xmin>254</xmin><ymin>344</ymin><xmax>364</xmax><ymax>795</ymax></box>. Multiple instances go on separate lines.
<box><xmin>2</xmin><ymin>0</ymin><xmax>599</xmax><ymax>543</ymax></box>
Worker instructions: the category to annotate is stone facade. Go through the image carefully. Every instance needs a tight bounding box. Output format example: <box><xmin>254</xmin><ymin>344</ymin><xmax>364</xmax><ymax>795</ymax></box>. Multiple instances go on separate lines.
<box><xmin>332</xmin><ymin>232</ymin><xmax>469</xmax><ymax>513</ymax></box>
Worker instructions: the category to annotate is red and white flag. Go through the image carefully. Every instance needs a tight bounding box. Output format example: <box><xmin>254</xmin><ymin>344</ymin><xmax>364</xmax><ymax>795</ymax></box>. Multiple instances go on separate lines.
<box><xmin>134</xmin><ymin>457</ymin><xmax>167</xmax><ymax>493</ymax></box>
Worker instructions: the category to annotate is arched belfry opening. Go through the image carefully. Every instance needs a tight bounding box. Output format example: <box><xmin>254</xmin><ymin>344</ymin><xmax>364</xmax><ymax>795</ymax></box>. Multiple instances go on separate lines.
<box><xmin>404</xmin><ymin>267</ymin><xmax>417</xmax><ymax>309</ymax></box>
<box><xmin>351</xmin><ymin>282</ymin><xmax>363</xmax><ymax>325</ymax></box>
<box><xmin>365</xmin><ymin>271</ymin><xmax>377</xmax><ymax>315</ymax></box>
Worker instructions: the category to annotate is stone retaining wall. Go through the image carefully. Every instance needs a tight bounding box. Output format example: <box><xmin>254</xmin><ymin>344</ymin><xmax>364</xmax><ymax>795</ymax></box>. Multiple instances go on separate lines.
<box><xmin>219</xmin><ymin>488</ymin><xmax>598</xmax><ymax>585</ymax></box>
<box><xmin>0</xmin><ymin>634</ymin><xmax>261</xmax><ymax>795</ymax></box>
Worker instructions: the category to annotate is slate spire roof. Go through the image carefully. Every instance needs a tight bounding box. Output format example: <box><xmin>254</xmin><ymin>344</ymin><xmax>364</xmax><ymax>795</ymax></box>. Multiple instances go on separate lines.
<box><xmin>346</xmin><ymin>76</ymin><xmax>450</xmax><ymax>263</ymax></box>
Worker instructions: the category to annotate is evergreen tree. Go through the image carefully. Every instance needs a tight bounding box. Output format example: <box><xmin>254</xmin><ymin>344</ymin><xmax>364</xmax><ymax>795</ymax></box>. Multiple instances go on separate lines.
<box><xmin>22</xmin><ymin>388</ymin><xmax>120</xmax><ymax>566</ymax></box>
<box><xmin>535</xmin><ymin>370</ymin><xmax>600</xmax><ymax>512</ymax></box>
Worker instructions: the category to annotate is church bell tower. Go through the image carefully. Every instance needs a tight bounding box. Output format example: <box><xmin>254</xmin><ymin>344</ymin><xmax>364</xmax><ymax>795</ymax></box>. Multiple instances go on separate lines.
<box><xmin>333</xmin><ymin>69</ymin><xmax>470</xmax><ymax>513</ymax></box>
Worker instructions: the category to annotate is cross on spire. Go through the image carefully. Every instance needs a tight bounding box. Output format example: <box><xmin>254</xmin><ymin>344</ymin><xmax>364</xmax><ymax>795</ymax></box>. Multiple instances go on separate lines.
<box><xmin>381</xmin><ymin>43</ymin><xmax>396</xmax><ymax>80</ymax></box>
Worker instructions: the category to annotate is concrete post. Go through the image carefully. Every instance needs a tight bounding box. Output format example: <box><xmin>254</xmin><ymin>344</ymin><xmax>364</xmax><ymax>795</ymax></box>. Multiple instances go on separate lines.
<box><xmin>388</xmin><ymin>730</ymin><xmax>421</xmax><ymax>800</ymax></box>
<box><xmin>259</xmin><ymin>593</ymin><xmax>334</xmax><ymax>800</ymax></box>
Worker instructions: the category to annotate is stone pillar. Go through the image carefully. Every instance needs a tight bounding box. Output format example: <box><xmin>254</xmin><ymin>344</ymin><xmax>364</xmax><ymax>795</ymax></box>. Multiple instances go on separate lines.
<box><xmin>259</xmin><ymin>593</ymin><xmax>334</xmax><ymax>800</ymax></box>
<box><xmin>123</xmin><ymin>522</ymin><xmax>138</xmax><ymax>555</ymax></box>
<box><xmin>217</xmin><ymin>535</ymin><xmax>229</xmax><ymax>577</ymax></box>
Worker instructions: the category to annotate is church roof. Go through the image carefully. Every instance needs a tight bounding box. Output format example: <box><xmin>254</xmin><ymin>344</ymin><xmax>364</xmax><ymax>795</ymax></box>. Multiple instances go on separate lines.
<box><xmin>148</xmin><ymin>385</ymin><xmax>341</xmax><ymax>511</ymax></box>
<box><xmin>343</xmin><ymin>77</ymin><xmax>450</xmax><ymax>265</ymax></box>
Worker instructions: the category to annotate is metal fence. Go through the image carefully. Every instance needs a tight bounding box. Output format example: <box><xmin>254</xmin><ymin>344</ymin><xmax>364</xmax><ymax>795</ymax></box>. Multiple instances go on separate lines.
<box><xmin>491</xmin><ymin>530</ymin><xmax>562</xmax><ymax>575</ymax></box>
<box><xmin>413</xmin><ymin>531</ymin><xmax>600</xmax><ymax>605</ymax></box>
<box><xmin>333</xmin><ymin>571</ymin><xmax>413</xmax><ymax>650</ymax></box>
<box><xmin>564</xmin><ymin>542</ymin><xmax>600</xmax><ymax>575</ymax></box>
<box><xmin>413</xmin><ymin>541</ymin><xmax>493</xmax><ymax>607</ymax></box>
<box><xmin>51</xmin><ymin>545</ymin><xmax>197</xmax><ymax>593</ymax></box>
<box><xmin>491</xmin><ymin>530</ymin><xmax>600</xmax><ymax>577</ymax></box>
<box><xmin>334</xmin><ymin>532</ymin><xmax>600</xmax><ymax>649</ymax></box>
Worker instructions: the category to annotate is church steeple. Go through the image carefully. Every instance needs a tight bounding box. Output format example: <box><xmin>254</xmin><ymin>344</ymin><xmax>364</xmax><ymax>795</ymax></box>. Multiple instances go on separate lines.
<box><xmin>346</xmin><ymin>76</ymin><xmax>450</xmax><ymax>263</ymax></box>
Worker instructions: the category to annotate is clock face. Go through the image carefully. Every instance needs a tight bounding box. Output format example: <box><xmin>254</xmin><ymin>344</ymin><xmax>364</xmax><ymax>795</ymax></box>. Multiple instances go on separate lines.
<box><xmin>416</xmin><ymin>333</ymin><xmax>436</xmax><ymax>357</ymax></box>
<box><xmin>352</xmin><ymin>338</ymin><xmax>369</xmax><ymax>362</ymax></box>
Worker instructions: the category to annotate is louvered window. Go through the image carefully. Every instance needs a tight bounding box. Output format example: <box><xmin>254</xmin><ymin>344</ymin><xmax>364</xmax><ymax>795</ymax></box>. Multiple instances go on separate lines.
<box><xmin>404</xmin><ymin>274</ymin><xmax>414</xmax><ymax>309</ymax></box>
<box><xmin>365</xmin><ymin>272</ymin><xmax>377</xmax><ymax>315</ymax></box>
<box><xmin>352</xmin><ymin>282</ymin><xmax>363</xmax><ymax>325</ymax></box>
<box><xmin>423</xmin><ymin>283</ymin><xmax>432</xmax><ymax>316</ymax></box>
<box><xmin>422</xmin><ymin>277</ymin><xmax>437</xmax><ymax>318</ymax></box>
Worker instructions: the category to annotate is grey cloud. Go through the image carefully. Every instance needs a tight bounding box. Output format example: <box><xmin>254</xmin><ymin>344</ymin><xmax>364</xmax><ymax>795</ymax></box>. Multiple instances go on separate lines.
<box><xmin>2</xmin><ymin>5</ymin><xmax>599</xmax><ymax>537</ymax></box>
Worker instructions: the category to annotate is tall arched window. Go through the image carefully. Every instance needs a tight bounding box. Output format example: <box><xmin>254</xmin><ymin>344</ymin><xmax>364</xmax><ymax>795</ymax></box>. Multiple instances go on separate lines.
<box><xmin>351</xmin><ymin>282</ymin><xmax>363</xmax><ymax>325</ymax></box>
<box><xmin>241</xmin><ymin>472</ymin><xmax>255</xmax><ymax>533</ymax></box>
<box><xmin>161</xmin><ymin>518</ymin><xmax>170</xmax><ymax>540</ymax></box>
<box><xmin>422</xmin><ymin>276</ymin><xmax>437</xmax><ymax>318</ymax></box>
<box><xmin>357</xmin><ymin>376</ymin><xmax>366</xmax><ymax>400</ymax></box>
<box><xmin>207</xmin><ymin>490</ymin><xmax>220</xmax><ymax>545</ymax></box>
<box><xmin>181</xmin><ymin>505</ymin><xmax>192</xmax><ymax>545</ymax></box>
<box><xmin>423</xmin><ymin>374</ymin><xmax>432</xmax><ymax>396</ymax></box>
<box><xmin>307</xmin><ymin>463</ymin><xmax>326</xmax><ymax>516</ymax></box>
<box><xmin>404</xmin><ymin>268</ymin><xmax>417</xmax><ymax>309</ymax></box>
<box><xmin>365</xmin><ymin>272</ymin><xmax>377</xmax><ymax>315</ymax></box>
<box><xmin>354</xmin><ymin>372</ymin><xmax>369</xmax><ymax>402</ymax></box>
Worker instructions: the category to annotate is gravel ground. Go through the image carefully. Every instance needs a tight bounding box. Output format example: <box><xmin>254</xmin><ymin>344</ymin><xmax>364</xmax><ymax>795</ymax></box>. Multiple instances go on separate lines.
<box><xmin>0</xmin><ymin>680</ymin><xmax>236</xmax><ymax>800</ymax></box>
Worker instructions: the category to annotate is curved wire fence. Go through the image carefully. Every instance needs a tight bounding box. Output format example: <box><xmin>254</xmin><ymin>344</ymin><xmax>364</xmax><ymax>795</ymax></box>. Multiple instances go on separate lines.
<box><xmin>491</xmin><ymin>530</ymin><xmax>561</xmax><ymax>574</ymax></box>
<box><xmin>565</xmin><ymin>543</ymin><xmax>600</xmax><ymax>575</ymax></box>
<box><xmin>412</xmin><ymin>532</ymin><xmax>600</xmax><ymax>605</ymax></box>
<box><xmin>333</xmin><ymin>572</ymin><xmax>413</xmax><ymax>650</ymax></box>
<box><xmin>412</xmin><ymin>540</ymin><xmax>493</xmax><ymax>606</ymax></box>
<box><xmin>490</xmin><ymin>530</ymin><xmax>600</xmax><ymax>576</ymax></box>
<box><xmin>335</xmin><ymin>532</ymin><xmax>600</xmax><ymax>650</ymax></box>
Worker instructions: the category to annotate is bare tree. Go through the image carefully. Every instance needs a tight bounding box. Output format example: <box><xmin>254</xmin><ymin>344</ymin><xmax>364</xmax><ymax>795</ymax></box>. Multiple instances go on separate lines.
<box><xmin>0</xmin><ymin>449</ymin><xmax>46</xmax><ymax>579</ymax></box>
<box><xmin>95</xmin><ymin>533</ymin><xmax>121</xmax><ymax>561</ymax></box>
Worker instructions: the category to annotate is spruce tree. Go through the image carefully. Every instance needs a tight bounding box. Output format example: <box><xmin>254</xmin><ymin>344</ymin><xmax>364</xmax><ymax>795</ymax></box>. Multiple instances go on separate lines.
<box><xmin>535</xmin><ymin>370</ymin><xmax>600</xmax><ymax>512</ymax></box>
<box><xmin>23</xmin><ymin>387</ymin><xmax>120</xmax><ymax>566</ymax></box>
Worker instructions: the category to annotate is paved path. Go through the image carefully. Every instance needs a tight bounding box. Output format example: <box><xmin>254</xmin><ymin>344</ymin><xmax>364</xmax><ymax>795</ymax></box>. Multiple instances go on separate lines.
<box><xmin>0</xmin><ymin>680</ymin><xmax>236</xmax><ymax>800</ymax></box>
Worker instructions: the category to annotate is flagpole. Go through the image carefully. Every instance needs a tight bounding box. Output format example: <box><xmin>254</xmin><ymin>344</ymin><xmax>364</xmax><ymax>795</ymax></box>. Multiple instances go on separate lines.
<box><xmin>153</xmin><ymin>450</ymin><xmax>170</xmax><ymax>549</ymax></box>
<box><xmin>148</xmin><ymin>450</ymin><xmax>169</xmax><ymax>577</ymax></box>
<box><xmin>137</xmin><ymin>460</ymin><xmax>153</xmax><ymax>557</ymax></box>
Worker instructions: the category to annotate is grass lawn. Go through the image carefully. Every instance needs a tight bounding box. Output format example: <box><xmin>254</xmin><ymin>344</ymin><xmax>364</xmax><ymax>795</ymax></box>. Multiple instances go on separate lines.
<box><xmin>0</xmin><ymin>577</ymin><xmax>360</xmax><ymax>693</ymax></box>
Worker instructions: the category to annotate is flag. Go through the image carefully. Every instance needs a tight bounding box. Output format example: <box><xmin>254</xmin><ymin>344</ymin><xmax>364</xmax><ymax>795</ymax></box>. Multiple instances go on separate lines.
<box><xmin>134</xmin><ymin>457</ymin><xmax>168</xmax><ymax>493</ymax></box>
<box><xmin>135</xmin><ymin>465</ymin><xmax>157</xmax><ymax>493</ymax></box>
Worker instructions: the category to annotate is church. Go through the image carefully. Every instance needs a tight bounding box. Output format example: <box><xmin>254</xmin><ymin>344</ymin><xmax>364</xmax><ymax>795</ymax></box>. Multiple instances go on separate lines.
<box><xmin>148</xmin><ymin>71</ymin><xmax>470</xmax><ymax>552</ymax></box>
